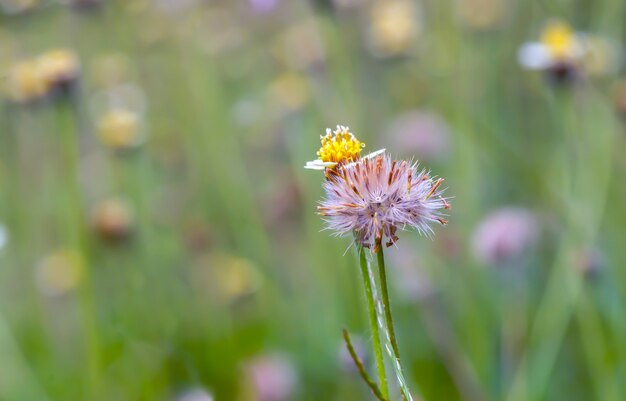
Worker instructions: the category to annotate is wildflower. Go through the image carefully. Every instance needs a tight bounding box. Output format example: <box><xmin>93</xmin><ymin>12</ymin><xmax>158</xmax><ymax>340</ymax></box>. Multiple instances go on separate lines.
<box><xmin>0</xmin><ymin>223</ymin><xmax>7</xmax><ymax>251</ymax></box>
<box><xmin>517</xmin><ymin>20</ymin><xmax>593</xmax><ymax>82</ymax></box>
<box><xmin>0</xmin><ymin>0</ymin><xmax>38</xmax><ymax>15</ymax></box>
<box><xmin>269</xmin><ymin>72</ymin><xmax>310</xmax><ymax>115</ymax></box>
<box><xmin>37</xmin><ymin>48</ymin><xmax>81</xmax><ymax>95</ymax></box>
<box><xmin>96</xmin><ymin>109</ymin><xmax>143</xmax><ymax>151</ymax></box>
<box><xmin>5</xmin><ymin>60</ymin><xmax>48</xmax><ymax>104</ymax></box>
<box><xmin>175</xmin><ymin>388</ymin><xmax>214</xmax><ymax>401</ymax></box>
<box><xmin>386</xmin><ymin>110</ymin><xmax>451</xmax><ymax>162</ymax></box>
<box><xmin>304</xmin><ymin>125</ymin><xmax>384</xmax><ymax>171</ymax></box>
<box><xmin>367</xmin><ymin>0</ymin><xmax>421</xmax><ymax>58</ymax></box>
<box><xmin>243</xmin><ymin>354</ymin><xmax>297</xmax><ymax>401</ymax></box>
<box><xmin>472</xmin><ymin>207</ymin><xmax>538</xmax><ymax>266</ymax></box>
<box><xmin>318</xmin><ymin>152</ymin><xmax>449</xmax><ymax>251</ymax></box>
<box><xmin>248</xmin><ymin>0</ymin><xmax>278</xmax><ymax>13</ymax></box>
<box><xmin>456</xmin><ymin>0</ymin><xmax>507</xmax><ymax>31</ymax></box>
<box><xmin>35</xmin><ymin>250</ymin><xmax>83</xmax><ymax>296</ymax></box>
<box><xmin>191</xmin><ymin>252</ymin><xmax>263</xmax><ymax>305</ymax></box>
<box><xmin>91</xmin><ymin>198</ymin><xmax>134</xmax><ymax>243</ymax></box>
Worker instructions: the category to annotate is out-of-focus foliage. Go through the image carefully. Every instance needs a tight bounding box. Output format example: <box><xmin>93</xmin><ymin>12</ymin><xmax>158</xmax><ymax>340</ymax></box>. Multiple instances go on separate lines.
<box><xmin>1</xmin><ymin>0</ymin><xmax>626</xmax><ymax>400</ymax></box>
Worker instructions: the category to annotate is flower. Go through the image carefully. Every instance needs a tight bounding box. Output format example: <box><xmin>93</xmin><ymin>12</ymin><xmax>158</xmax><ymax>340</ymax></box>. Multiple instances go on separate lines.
<box><xmin>366</xmin><ymin>0</ymin><xmax>421</xmax><ymax>58</ymax></box>
<box><xmin>0</xmin><ymin>223</ymin><xmax>8</xmax><ymax>251</ymax></box>
<box><xmin>386</xmin><ymin>110</ymin><xmax>451</xmax><ymax>162</ymax></box>
<box><xmin>471</xmin><ymin>207</ymin><xmax>538</xmax><ymax>266</ymax></box>
<box><xmin>175</xmin><ymin>388</ymin><xmax>214</xmax><ymax>401</ymax></box>
<box><xmin>5</xmin><ymin>60</ymin><xmax>48</xmax><ymax>103</ymax></box>
<box><xmin>37</xmin><ymin>48</ymin><xmax>81</xmax><ymax>93</ymax></box>
<box><xmin>518</xmin><ymin>20</ymin><xmax>585</xmax><ymax>72</ymax></box>
<box><xmin>515</xmin><ymin>20</ymin><xmax>620</xmax><ymax>83</ymax></box>
<box><xmin>456</xmin><ymin>0</ymin><xmax>507</xmax><ymax>31</ymax></box>
<box><xmin>91</xmin><ymin>198</ymin><xmax>134</xmax><ymax>242</ymax></box>
<box><xmin>97</xmin><ymin>109</ymin><xmax>143</xmax><ymax>151</ymax></box>
<box><xmin>35</xmin><ymin>250</ymin><xmax>83</xmax><ymax>296</ymax></box>
<box><xmin>318</xmin><ymin>153</ymin><xmax>449</xmax><ymax>251</ymax></box>
<box><xmin>243</xmin><ymin>354</ymin><xmax>297</xmax><ymax>401</ymax></box>
<box><xmin>0</xmin><ymin>0</ymin><xmax>38</xmax><ymax>15</ymax></box>
<box><xmin>304</xmin><ymin>125</ymin><xmax>384</xmax><ymax>170</ymax></box>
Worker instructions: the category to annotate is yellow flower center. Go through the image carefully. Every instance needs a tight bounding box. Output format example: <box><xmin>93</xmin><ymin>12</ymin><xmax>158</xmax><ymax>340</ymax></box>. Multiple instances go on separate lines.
<box><xmin>317</xmin><ymin>126</ymin><xmax>365</xmax><ymax>164</ymax></box>
<box><xmin>540</xmin><ymin>21</ymin><xmax>575</xmax><ymax>59</ymax></box>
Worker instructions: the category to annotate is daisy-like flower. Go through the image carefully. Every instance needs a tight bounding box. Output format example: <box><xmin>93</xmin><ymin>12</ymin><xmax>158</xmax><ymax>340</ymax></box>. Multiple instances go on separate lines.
<box><xmin>518</xmin><ymin>20</ymin><xmax>585</xmax><ymax>71</ymax></box>
<box><xmin>38</xmin><ymin>49</ymin><xmax>81</xmax><ymax>89</ymax></box>
<box><xmin>516</xmin><ymin>20</ymin><xmax>620</xmax><ymax>82</ymax></box>
<box><xmin>304</xmin><ymin>125</ymin><xmax>384</xmax><ymax>171</ymax></box>
<box><xmin>318</xmin><ymin>153</ymin><xmax>449</xmax><ymax>251</ymax></box>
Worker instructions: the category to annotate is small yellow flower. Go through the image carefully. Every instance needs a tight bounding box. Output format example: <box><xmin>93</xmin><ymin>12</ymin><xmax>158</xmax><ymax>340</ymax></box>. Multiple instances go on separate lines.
<box><xmin>368</xmin><ymin>0</ymin><xmax>420</xmax><ymax>57</ymax></box>
<box><xmin>97</xmin><ymin>109</ymin><xmax>143</xmax><ymax>151</ymax></box>
<box><xmin>540</xmin><ymin>21</ymin><xmax>576</xmax><ymax>59</ymax></box>
<box><xmin>36</xmin><ymin>250</ymin><xmax>83</xmax><ymax>296</ymax></box>
<box><xmin>305</xmin><ymin>125</ymin><xmax>384</xmax><ymax>170</ymax></box>
<box><xmin>38</xmin><ymin>48</ymin><xmax>80</xmax><ymax>87</ymax></box>
<box><xmin>5</xmin><ymin>60</ymin><xmax>48</xmax><ymax>103</ymax></box>
<box><xmin>317</xmin><ymin>125</ymin><xmax>364</xmax><ymax>164</ymax></box>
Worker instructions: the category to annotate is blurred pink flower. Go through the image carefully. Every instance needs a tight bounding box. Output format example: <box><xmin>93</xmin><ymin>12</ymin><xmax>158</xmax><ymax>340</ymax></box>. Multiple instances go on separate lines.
<box><xmin>244</xmin><ymin>354</ymin><xmax>296</xmax><ymax>401</ymax></box>
<box><xmin>472</xmin><ymin>208</ymin><xmax>539</xmax><ymax>266</ymax></box>
<box><xmin>386</xmin><ymin>110</ymin><xmax>451</xmax><ymax>162</ymax></box>
<box><xmin>249</xmin><ymin>0</ymin><xmax>279</xmax><ymax>13</ymax></box>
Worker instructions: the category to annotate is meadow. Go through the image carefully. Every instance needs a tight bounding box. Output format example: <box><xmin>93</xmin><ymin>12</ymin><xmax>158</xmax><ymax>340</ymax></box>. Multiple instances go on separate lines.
<box><xmin>1</xmin><ymin>0</ymin><xmax>626</xmax><ymax>400</ymax></box>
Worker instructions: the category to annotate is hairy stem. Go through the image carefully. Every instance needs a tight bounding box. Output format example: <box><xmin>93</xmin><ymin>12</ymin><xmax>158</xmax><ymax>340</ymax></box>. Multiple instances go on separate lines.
<box><xmin>377</xmin><ymin>246</ymin><xmax>409</xmax><ymax>401</ymax></box>
<box><xmin>358</xmin><ymin>245</ymin><xmax>389</xmax><ymax>400</ymax></box>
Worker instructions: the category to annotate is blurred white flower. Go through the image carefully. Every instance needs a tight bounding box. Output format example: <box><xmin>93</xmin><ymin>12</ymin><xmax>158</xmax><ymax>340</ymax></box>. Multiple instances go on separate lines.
<box><xmin>175</xmin><ymin>388</ymin><xmax>214</xmax><ymax>401</ymax></box>
<box><xmin>0</xmin><ymin>223</ymin><xmax>8</xmax><ymax>251</ymax></box>
<box><xmin>472</xmin><ymin>208</ymin><xmax>539</xmax><ymax>266</ymax></box>
<box><xmin>516</xmin><ymin>20</ymin><xmax>619</xmax><ymax>79</ymax></box>
<box><xmin>518</xmin><ymin>21</ymin><xmax>587</xmax><ymax>71</ymax></box>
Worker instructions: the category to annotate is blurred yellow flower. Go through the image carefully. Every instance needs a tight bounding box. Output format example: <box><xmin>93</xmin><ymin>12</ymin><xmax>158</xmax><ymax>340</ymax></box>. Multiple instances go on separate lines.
<box><xmin>91</xmin><ymin>198</ymin><xmax>134</xmax><ymax>242</ymax></box>
<box><xmin>36</xmin><ymin>250</ymin><xmax>83</xmax><ymax>296</ymax></box>
<box><xmin>456</xmin><ymin>0</ymin><xmax>506</xmax><ymax>30</ymax></box>
<box><xmin>540</xmin><ymin>21</ymin><xmax>576</xmax><ymax>60</ymax></box>
<box><xmin>269</xmin><ymin>72</ymin><xmax>310</xmax><ymax>113</ymax></box>
<box><xmin>97</xmin><ymin>109</ymin><xmax>143</xmax><ymax>150</ymax></box>
<box><xmin>5</xmin><ymin>60</ymin><xmax>48</xmax><ymax>103</ymax></box>
<box><xmin>38</xmin><ymin>48</ymin><xmax>81</xmax><ymax>88</ymax></box>
<box><xmin>191</xmin><ymin>252</ymin><xmax>263</xmax><ymax>305</ymax></box>
<box><xmin>368</xmin><ymin>0</ymin><xmax>420</xmax><ymax>57</ymax></box>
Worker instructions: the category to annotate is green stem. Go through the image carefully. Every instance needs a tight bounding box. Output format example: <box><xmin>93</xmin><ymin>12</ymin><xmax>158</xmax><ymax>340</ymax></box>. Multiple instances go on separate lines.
<box><xmin>343</xmin><ymin>329</ymin><xmax>386</xmax><ymax>401</ymax></box>
<box><xmin>377</xmin><ymin>246</ymin><xmax>409</xmax><ymax>401</ymax></box>
<box><xmin>56</xmin><ymin>101</ymin><xmax>102</xmax><ymax>396</ymax></box>
<box><xmin>358</xmin><ymin>245</ymin><xmax>389</xmax><ymax>400</ymax></box>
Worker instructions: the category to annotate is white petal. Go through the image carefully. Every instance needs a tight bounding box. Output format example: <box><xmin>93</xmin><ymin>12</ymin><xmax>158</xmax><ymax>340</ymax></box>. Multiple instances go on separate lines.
<box><xmin>304</xmin><ymin>160</ymin><xmax>337</xmax><ymax>170</ymax></box>
<box><xmin>362</xmin><ymin>148</ymin><xmax>386</xmax><ymax>159</ymax></box>
<box><xmin>518</xmin><ymin>42</ymin><xmax>552</xmax><ymax>70</ymax></box>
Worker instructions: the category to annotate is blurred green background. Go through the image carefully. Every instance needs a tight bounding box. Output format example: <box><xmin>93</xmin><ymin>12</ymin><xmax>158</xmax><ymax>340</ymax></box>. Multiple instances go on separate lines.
<box><xmin>1</xmin><ymin>0</ymin><xmax>626</xmax><ymax>400</ymax></box>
